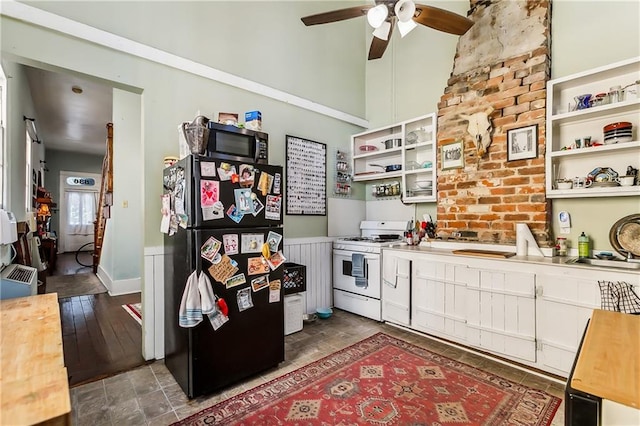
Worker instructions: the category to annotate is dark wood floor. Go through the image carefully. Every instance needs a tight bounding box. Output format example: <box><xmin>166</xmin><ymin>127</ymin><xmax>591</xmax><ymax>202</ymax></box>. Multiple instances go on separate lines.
<box><xmin>53</xmin><ymin>253</ymin><xmax>147</xmax><ymax>387</ymax></box>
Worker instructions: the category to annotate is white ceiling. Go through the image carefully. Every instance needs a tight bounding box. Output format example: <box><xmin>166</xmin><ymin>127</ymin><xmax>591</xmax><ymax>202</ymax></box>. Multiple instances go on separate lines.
<box><xmin>25</xmin><ymin>65</ymin><xmax>112</xmax><ymax>156</ymax></box>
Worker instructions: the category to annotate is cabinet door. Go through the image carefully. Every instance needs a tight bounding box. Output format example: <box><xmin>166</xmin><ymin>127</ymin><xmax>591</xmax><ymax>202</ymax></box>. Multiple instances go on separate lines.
<box><xmin>382</xmin><ymin>254</ymin><xmax>411</xmax><ymax>326</ymax></box>
<box><xmin>536</xmin><ymin>273</ymin><xmax>602</xmax><ymax>376</ymax></box>
<box><xmin>466</xmin><ymin>269</ymin><xmax>536</xmax><ymax>362</ymax></box>
<box><xmin>411</xmin><ymin>260</ymin><xmax>468</xmax><ymax>342</ymax></box>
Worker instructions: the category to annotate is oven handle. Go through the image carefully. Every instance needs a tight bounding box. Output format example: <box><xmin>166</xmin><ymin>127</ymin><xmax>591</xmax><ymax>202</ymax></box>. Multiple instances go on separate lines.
<box><xmin>333</xmin><ymin>249</ymin><xmax>379</xmax><ymax>258</ymax></box>
<box><xmin>334</xmin><ymin>249</ymin><xmax>375</xmax><ymax>278</ymax></box>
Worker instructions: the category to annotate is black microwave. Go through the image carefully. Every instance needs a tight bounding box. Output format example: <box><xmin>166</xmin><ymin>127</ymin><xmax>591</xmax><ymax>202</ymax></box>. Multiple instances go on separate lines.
<box><xmin>206</xmin><ymin>122</ymin><xmax>268</xmax><ymax>164</ymax></box>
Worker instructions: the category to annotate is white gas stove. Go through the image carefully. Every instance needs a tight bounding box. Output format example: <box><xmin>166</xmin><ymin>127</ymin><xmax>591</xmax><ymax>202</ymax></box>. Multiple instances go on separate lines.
<box><xmin>333</xmin><ymin>221</ymin><xmax>409</xmax><ymax>253</ymax></box>
<box><xmin>333</xmin><ymin>221</ymin><xmax>409</xmax><ymax>321</ymax></box>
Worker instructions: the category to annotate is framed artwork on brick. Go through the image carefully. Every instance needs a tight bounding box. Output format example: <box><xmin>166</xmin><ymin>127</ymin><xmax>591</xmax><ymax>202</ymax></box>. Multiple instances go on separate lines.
<box><xmin>507</xmin><ymin>124</ymin><xmax>538</xmax><ymax>161</ymax></box>
<box><xmin>441</xmin><ymin>140</ymin><xmax>464</xmax><ymax>170</ymax></box>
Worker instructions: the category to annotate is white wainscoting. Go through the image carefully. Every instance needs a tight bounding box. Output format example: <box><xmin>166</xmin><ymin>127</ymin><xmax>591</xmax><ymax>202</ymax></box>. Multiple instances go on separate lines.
<box><xmin>144</xmin><ymin>246</ymin><xmax>164</xmax><ymax>361</ymax></box>
<box><xmin>283</xmin><ymin>237</ymin><xmax>335</xmax><ymax>314</ymax></box>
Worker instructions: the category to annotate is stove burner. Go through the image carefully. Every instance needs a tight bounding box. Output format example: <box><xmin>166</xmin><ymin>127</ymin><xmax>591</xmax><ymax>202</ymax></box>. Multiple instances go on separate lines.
<box><xmin>340</xmin><ymin>236</ymin><xmax>403</xmax><ymax>243</ymax></box>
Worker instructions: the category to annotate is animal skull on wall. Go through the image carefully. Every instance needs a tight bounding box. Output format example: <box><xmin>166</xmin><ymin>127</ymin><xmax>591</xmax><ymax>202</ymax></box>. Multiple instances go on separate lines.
<box><xmin>459</xmin><ymin>108</ymin><xmax>494</xmax><ymax>157</ymax></box>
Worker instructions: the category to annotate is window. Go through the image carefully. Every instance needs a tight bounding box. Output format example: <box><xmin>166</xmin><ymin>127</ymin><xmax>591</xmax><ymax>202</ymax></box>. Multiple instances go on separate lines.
<box><xmin>66</xmin><ymin>191</ymin><xmax>97</xmax><ymax>235</ymax></box>
<box><xmin>0</xmin><ymin>68</ymin><xmax>5</xmax><ymax>209</ymax></box>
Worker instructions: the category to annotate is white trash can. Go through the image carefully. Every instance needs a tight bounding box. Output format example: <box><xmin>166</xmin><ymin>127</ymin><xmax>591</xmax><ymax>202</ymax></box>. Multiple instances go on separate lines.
<box><xmin>284</xmin><ymin>293</ymin><xmax>304</xmax><ymax>335</ymax></box>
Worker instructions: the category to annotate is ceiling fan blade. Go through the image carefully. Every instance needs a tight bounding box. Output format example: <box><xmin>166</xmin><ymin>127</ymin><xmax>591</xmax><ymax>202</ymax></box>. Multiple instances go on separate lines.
<box><xmin>301</xmin><ymin>5</ymin><xmax>373</xmax><ymax>26</ymax></box>
<box><xmin>368</xmin><ymin>23</ymin><xmax>394</xmax><ymax>60</ymax></box>
<box><xmin>413</xmin><ymin>4</ymin><xmax>474</xmax><ymax>35</ymax></box>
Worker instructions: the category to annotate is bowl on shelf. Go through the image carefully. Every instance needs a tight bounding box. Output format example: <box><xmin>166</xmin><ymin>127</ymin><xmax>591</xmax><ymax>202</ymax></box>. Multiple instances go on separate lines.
<box><xmin>316</xmin><ymin>307</ymin><xmax>333</xmax><ymax>319</ymax></box>
<box><xmin>604</xmin><ymin>135</ymin><xmax>633</xmax><ymax>144</ymax></box>
<box><xmin>413</xmin><ymin>180</ymin><xmax>433</xmax><ymax>189</ymax></box>
<box><xmin>359</xmin><ymin>144</ymin><xmax>378</xmax><ymax>153</ymax></box>
<box><xmin>603</xmin><ymin>121</ymin><xmax>632</xmax><ymax>133</ymax></box>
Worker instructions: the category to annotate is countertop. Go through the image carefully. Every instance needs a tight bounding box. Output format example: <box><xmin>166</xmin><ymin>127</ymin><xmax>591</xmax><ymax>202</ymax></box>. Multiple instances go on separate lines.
<box><xmin>571</xmin><ymin>309</ymin><xmax>640</xmax><ymax>408</ymax></box>
<box><xmin>382</xmin><ymin>240</ymin><xmax>640</xmax><ymax>273</ymax></box>
<box><xmin>0</xmin><ymin>293</ymin><xmax>71</xmax><ymax>425</ymax></box>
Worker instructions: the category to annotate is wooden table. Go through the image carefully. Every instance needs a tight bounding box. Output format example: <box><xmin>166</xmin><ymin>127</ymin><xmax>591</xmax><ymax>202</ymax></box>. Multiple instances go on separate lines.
<box><xmin>571</xmin><ymin>309</ymin><xmax>640</xmax><ymax>409</ymax></box>
<box><xmin>0</xmin><ymin>293</ymin><xmax>71</xmax><ymax>425</ymax></box>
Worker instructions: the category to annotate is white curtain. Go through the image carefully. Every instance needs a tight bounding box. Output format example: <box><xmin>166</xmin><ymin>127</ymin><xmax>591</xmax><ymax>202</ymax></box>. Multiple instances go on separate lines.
<box><xmin>66</xmin><ymin>191</ymin><xmax>97</xmax><ymax>235</ymax></box>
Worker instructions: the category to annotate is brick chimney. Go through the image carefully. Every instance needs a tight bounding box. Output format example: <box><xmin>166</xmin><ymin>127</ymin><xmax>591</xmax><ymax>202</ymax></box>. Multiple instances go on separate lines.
<box><xmin>436</xmin><ymin>0</ymin><xmax>552</xmax><ymax>246</ymax></box>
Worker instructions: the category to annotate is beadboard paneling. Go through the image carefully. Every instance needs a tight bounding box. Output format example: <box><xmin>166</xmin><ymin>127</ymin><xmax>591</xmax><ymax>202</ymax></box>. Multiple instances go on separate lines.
<box><xmin>283</xmin><ymin>237</ymin><xmax>334</xmax><ymax>314</ymax></box>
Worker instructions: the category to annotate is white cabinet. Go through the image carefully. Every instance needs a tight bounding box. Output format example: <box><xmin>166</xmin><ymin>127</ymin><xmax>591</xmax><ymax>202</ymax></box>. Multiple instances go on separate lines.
<box><xmin>546</xmin><ymin>56</ymin><xmax>640</xmax><ymax>198</ymax></box>
<box><xmin>412</xmin><ymin>257</ymin><xmax>468</xmax><ymax>343</ymax></box>
<box><xmin>535</xmin><ymin>266</ymin><xmax>638</xmax><ymax>377</ymax></box>
<box><xmin>381</xmin><ymin>252</ymin><xmax>411</xmax><ymax>326</ymax></box>
<box><xmin>352</xmin><ymin>113</ymin><xmax>437</xmax><ymax>202</ymax></box>
<box><xmin>465</xmin><ymin>268</ymin><xmax>536</xmax><ymax>363</ymax></box>
<box><xmin>382</xmin><ymin>248</ymin><xmax>637</xmax><ymax>377</ymax></box>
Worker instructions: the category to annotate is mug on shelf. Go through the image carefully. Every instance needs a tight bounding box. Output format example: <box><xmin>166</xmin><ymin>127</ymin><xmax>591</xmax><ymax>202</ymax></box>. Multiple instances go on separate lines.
<box><xmin>572</xmin><ymin>177</ymin><xmax>587</xmax><ymax>188</ymax></box>
<box><xmin>616</xmin><ymin>175</ymin><xmax>636</xmax><ymax>186</ymax></box>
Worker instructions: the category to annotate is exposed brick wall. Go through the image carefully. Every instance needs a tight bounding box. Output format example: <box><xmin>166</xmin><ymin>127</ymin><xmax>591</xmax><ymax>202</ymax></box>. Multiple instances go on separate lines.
<box><xmin>436</xmin><ymin>0</ymin><xmax>552</xmax><ymax>246</ymax></box>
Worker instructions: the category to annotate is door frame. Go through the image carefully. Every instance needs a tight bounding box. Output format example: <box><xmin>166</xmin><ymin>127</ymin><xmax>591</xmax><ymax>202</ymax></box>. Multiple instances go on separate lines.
<box><xmin>58</xmin><ymin>170</ymin><xmax>102</xmax><ymax>253</ymax></box>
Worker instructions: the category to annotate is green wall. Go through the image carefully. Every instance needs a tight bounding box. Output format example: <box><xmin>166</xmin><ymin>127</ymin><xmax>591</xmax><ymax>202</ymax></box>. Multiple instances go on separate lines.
<box><xmin>1</xmin><ymin>1</ymin><xmax>367</xmax><ymax>248</ymax></box>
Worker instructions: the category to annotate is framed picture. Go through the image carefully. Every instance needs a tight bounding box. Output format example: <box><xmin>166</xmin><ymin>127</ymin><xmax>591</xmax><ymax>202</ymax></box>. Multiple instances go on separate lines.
<box><xmin>441</xmin><ymin>140</ymin><xmax>464</xmax><ymax>170</ymax></box>
<box><xmin>507</xmin><ymin>124</ymin><xmax>538</xmax><ymax>161</ymax></box>
<box><xmin>285</xmin><ymin>135</ymin><xmax>326</xmax><ymax>216</ymax></box>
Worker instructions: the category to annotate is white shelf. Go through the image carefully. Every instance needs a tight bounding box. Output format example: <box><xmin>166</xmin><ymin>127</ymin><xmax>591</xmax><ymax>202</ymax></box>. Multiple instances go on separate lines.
<box><xmin>547</xmin><ymin>186</ymin><xmax>640</xmax><ymax>199</ymax></box>
<box><xmin>353</xmin><ymin>171</ymin><xmax>402</xmax><ymax>182</ymax></box>
<box><xmin>551</xmin><ymin>98</ymin><xmax>640</xmax><ymax>123</ymax></box>
<box><xmin>404</xmin><ymin>167</ymin><xmax>435</xmax><ymax>175</ymax></box>
<box><xmin>548</xmin><ymin>141</ymin><xmax>640</xmax><ymax>158</ymax></box>
<box><xmin>546</xmin><ymin>57</ymin><xmax>640</xmax><ymax>198</ymax></box>
<box><xmin>353</xmin><ymin>146</ymin><xmax>402</xmax><ymax>159</ymax></box>
<box><xmin>351</xmin><ymin>113</ymin><xmax>438</xmax><ymax>202</ymax></box>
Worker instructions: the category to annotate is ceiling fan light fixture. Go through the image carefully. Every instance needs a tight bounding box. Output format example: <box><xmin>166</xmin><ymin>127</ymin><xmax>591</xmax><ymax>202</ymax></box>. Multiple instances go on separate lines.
<box><xmin>397</xmin><ymin>19</ymin><xmax>418</xmax><ymax>37</ymax></box>
<box><xmin>395</xmin><ymin>0</ymin><xmax>416</xmax><ymax>22</ymax></box>
<box><xmin>367</xmin><ymin>4</ymin><xmax>388</xmax><ymax>28</ymax></box>
<box><xmin>372</xmin><ymin>20</ymin><xmax>391</xmax><ymax>40</ymax></box>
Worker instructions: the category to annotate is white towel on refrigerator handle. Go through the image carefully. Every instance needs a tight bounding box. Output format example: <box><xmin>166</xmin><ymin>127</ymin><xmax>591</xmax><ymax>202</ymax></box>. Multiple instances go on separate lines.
<box><xmin>179</xmin><ymin>271</ymin><xmax>203</xmax><ymax>327</ymax></box>
<box><xmin>199</xmin><ymin>272</ymin><xmax>217</xmax><ymax>315</ymax></box>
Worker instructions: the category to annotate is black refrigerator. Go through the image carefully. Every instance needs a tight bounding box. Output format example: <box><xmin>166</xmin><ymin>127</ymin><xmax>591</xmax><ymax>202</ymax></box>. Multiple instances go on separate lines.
<box><xmin>163</xmin><ymin>154</ymin><xmax>285</xmax><ymax>398</ymax></box>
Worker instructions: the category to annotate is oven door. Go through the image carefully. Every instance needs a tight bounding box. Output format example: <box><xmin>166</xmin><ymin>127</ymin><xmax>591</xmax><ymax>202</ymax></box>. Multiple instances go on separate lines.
<box><xmin>332</xmin><ymin>249</ymin><xmax>381</xmax><ymax>299</ymax></box>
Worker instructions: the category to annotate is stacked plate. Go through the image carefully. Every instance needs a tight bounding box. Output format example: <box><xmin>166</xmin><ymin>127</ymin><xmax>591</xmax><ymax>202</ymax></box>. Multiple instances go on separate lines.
<box><xmin>603</xmin><ymin>121</ymin><xmax>633</xmax><ymax>144</ymax></box>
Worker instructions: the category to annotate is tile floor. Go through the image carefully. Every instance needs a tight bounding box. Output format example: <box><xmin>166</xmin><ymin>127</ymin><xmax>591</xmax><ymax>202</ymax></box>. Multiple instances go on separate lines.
<box><xmin>71</xmin><ymin>309</ymin><xmax>566</xmax><ymax>425</ymax></box>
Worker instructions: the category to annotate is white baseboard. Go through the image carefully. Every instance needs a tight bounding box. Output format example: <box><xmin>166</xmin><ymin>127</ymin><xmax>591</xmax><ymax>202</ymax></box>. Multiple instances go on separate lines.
<box><xmin>97</xmin><ymin>264</ymin><xmax>141</xmax><ymax>296</ymax></box>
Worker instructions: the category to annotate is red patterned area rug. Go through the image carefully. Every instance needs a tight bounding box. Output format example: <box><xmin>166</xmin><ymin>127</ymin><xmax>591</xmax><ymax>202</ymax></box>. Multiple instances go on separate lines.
<box><xmin>174</xmin><ymin>333</ymin><xmax>561</xmax><ymax>425</ymax></box>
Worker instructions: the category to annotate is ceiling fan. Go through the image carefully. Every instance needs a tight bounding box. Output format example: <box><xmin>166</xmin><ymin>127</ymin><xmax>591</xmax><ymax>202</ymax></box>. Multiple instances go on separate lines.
<box><xmin>301</xmin><ymin>0</ymin><xmax>474</xmax><ymax>60</ymax></box>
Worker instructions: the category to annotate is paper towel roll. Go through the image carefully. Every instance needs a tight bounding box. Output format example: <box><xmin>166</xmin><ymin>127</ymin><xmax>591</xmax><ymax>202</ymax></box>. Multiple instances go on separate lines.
<box><xmin>516</xmin><ymin>223</ymin><xmax>545</xmax><ymax>257</ymax></box>
<box><xmin>516</xmin><ymin>234</ymin><xmax>528</xmax><ymax>256</ymax></box>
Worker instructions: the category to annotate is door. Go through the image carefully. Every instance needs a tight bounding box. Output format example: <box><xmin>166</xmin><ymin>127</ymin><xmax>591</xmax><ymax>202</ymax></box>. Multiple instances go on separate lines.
<box><xmin>332</xmin><ymin>249</ymin><xmax>381</xmax><ymax>299</ymax></box>
<box><xmin>59</xmin><ymin>171</ymin><xmax>101</xmax><ymax>253</ymax></box>
<box><xmin>412</xmin><ymin>259</ymin><xmax>469</xmax><ymax>342</ymax></box>
<box><xmin>381</xmin><ymin>252</ymin><xmax>411</xmax><ymax>326</ymax></box>
<box><xmin>466</xmin><ymin>268</ymin><xmax>536</xmax><ymax>362</ymax></box>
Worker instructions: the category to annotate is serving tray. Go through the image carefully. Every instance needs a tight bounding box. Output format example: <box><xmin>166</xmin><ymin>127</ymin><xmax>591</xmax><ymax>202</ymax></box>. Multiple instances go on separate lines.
<box><xmin>452</xmin><ymin>249</ymin><xmax>516</xmax><ymax>258</ymax></box>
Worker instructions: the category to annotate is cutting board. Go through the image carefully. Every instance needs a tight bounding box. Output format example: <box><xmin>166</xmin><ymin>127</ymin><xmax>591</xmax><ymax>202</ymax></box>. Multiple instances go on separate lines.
<box><xmin>452</xmin><ymin>249</ymin><xmax>516</xmax><ymax>258</ymax></box>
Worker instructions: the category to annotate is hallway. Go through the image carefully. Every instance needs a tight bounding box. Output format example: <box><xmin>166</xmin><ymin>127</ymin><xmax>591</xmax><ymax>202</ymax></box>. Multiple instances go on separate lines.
<box><xmin>52</xmin><ymin>252</ymin><xmax>146</xmax><ymax>387</ymax></box>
